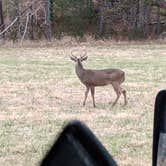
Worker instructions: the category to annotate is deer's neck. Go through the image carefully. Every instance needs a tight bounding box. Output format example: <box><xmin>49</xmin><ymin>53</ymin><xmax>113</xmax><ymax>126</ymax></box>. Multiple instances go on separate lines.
<box><xmin>75</xmin><ymin>61</ymin><xmax>85</xmax><ymax>79</ymax></box>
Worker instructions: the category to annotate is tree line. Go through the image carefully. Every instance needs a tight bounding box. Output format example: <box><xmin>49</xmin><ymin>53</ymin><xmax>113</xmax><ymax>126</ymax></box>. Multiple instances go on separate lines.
<box><xmin>0</xmin><ymin>0</ymin><xmax>166</xmax><ymax>41</ymax></box>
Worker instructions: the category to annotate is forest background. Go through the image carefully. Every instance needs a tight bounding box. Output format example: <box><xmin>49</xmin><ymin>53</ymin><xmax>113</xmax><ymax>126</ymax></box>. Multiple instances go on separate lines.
<box><xmin>0</xmin><ymin>0</ymin><xmax>166</xmax><ymax>41</ymax></box>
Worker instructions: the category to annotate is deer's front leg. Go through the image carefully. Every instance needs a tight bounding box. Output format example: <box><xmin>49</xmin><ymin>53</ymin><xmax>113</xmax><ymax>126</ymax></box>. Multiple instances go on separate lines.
<box><xmin>90</xmin><ymin>86</ymin><xmax>96</xmax><ymax>108</ymax></box>
<box><xmin>83</xmin><ymin>86</ymin><xmax>89</xmax><ymax>106</ymax></box>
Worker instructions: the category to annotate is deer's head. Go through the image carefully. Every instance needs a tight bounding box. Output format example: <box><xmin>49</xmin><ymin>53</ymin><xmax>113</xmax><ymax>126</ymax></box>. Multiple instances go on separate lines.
<box><xmin>70</xmin><ymin>51</ymin><xmax>88</xmax><ymax>64</ymax></box>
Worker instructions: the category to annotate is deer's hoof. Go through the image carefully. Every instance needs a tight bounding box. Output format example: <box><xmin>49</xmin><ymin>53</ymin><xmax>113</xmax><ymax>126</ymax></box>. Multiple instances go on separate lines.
<box><xmin>124</xmin><ymin>99</ymin><xmax>128</xmax><ymax>105</ymax></box>
<box><xmin>123</xmin><ymin>101</ymin><xmax>128</xmax><ymax>106</ymax></box>
<box><xmin>112</xmin><ymin>103</ymin><xmax>116</xmax><ymax>107</ymax></box>
<box><xmin>108</xmin><ymin>102</ymin><xmax>112</xmax><ymax>105</ymax></box>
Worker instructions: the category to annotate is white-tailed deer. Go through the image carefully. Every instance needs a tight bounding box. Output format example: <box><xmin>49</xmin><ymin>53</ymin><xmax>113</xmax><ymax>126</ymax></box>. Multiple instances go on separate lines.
<box><xmin>70</xmin><ymin>51</ymin><xmax>127</xmax><ymax>107</ymax></box>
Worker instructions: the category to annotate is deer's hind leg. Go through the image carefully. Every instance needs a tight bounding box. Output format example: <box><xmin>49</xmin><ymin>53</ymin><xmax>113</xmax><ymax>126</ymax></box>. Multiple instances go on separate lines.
<box><xmin>112</xmin><ymin>83</ymin><xmax>121</xmax><ymax>106</ymax></box>
<box><xmin>120</xmin><ymin>87</ymin><xmax>127</xmax><ymax>105</ymax></box>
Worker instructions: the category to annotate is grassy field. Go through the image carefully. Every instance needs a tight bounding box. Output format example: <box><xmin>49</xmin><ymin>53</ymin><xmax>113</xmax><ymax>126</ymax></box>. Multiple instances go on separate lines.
<box><xmin>0</xmin><ymin>41</ymin><xmax>166</xmax><ymax>166</ymax></box>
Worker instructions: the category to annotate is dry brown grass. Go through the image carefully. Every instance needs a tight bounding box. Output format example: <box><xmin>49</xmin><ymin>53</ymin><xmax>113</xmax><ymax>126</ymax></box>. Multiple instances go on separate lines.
<box><xmin>0</xmin><ymin>35</ymin><xmax>165</xmax><ymax>48</ymax></box>
<box><xmin>0</xmin><ymin>40</ymin><xmax>166</xmax><ymax>166</ymax></box>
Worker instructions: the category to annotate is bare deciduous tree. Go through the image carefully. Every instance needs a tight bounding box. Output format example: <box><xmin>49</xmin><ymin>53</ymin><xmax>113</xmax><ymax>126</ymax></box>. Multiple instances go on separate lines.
<box><xmin>0</xmin><ymin>0</ymin><xmax>5</xmax><ymax>38</ymax></box>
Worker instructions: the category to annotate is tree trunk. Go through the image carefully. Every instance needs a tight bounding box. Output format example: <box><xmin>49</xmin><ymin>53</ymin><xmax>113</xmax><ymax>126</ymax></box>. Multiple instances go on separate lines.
<box><xmin>29</xmin><ymin>5</ymin><xmax>35</xmax><ymax>40</ymax></box>
<box><xmin>143</xmin><ymin>2</ymin><xmax>151</xmax><ymax>38</ymax></box>
<box><xmin>156</xmin><ymin>3</ymin><xmax>160</xmax><ymax>35</ymax></box>
<box><xmin>44</xmin><ymin>0</ymin><xmax>52</xmax><ymax>41</ymax></box>
<box><xmin>134</xmin><ymin>0</ymin><xmax>140</xmax><ymax>28</ymax></box>
<box><xmin>98</xmin><ymin>8</ymin><xmax>104</xmax><ymax>36</ymax></box>
<box><xmin>12</xmin><ymin>0</ymin><xmax>20</xmax><ymax>41</ymax></box>
<box><xmin>0</xmin><ymin>0</ymin><xmax>5</xmax><ymax>38</ymax></box>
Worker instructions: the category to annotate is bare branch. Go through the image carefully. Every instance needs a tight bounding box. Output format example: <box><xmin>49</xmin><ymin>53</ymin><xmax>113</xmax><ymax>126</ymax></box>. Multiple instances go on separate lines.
<box><xmin>0</xmin><ymin>17</ymin><xmax>18</xmax><ymax>36</ymax></box>
<box><xmin>21</xmin><ymin>12</ymin><xmax>30</xmax><ymax>43</ymax></box>
<box><xmin>0</xmin><ymin>0</ymin><xmax>41</xmax><ymax>37</ymax></box>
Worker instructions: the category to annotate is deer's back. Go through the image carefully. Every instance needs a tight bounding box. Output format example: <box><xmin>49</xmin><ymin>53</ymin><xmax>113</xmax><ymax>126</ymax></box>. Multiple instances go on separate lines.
<box><xmin>78</xmin><ymin>68</ymin><xmax>125</xmax><ymax>86</ymax></box>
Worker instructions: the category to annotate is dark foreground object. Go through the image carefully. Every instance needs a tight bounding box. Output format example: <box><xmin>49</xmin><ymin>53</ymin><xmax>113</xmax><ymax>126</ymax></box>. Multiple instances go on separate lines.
<box><xmin>40</xmin><ymin>89</ymin><xmax>166</xmax><ymax>166</ymax></box>
<box><xmin>41</xmin><ymin>120</ymin><xmax>117</xmax><ymax>166</ymax></box>
<box><xmin>153</xmin><ymin>90</ymin><xmax>166</xmax><ymax>166</ymax></box>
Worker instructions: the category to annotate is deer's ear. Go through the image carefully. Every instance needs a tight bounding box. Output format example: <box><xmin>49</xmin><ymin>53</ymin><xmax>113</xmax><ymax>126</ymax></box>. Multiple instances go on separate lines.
<box><xmin>80</xmin><ymin>56</ymin><xmax>88</xmax><ymax>62</ymax></box>
<box><xmin>70</xmin><ymin>56</ymin><xmax>77</xmax><ymax>62</ymax></box>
